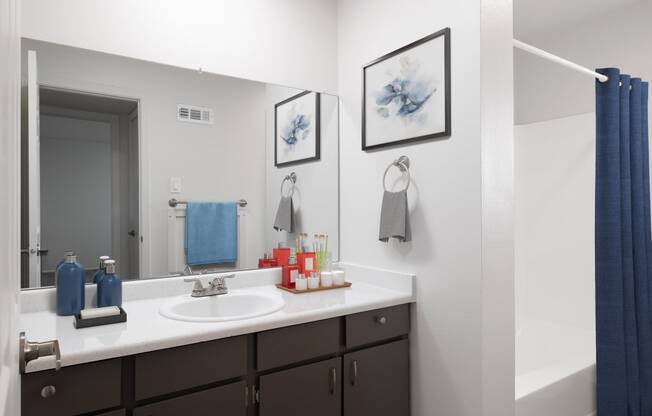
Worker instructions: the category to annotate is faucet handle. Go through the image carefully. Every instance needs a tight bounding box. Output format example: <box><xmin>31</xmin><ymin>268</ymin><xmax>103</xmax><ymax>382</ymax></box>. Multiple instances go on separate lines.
<box><xmin>184</xmin><ymin>278</ymin><xmax>204</xmax><ymax>293</ymax></box>
<box><xmin>211</xmin><ymin>274</ymin><xmax>236</xmax><ymax>289</ymax></box>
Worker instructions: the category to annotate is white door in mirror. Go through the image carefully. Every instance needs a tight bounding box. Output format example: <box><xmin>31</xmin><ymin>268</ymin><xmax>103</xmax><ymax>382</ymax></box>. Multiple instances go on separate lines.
<box><xmin>159</xmin><ymin>292</ymin><xmax>285</xmax><ymax>322</ymax></box>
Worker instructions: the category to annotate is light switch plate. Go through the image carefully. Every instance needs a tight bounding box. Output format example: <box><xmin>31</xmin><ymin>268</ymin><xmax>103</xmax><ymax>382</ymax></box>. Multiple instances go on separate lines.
<box><xmin>170</xmin><ymin>177</ymin><xmax>182</xmax><ymax>194</ymax></box>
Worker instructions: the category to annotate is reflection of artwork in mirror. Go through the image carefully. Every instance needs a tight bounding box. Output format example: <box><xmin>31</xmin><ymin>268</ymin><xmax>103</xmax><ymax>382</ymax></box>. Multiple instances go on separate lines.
<box><xmin>362</xmin><ymin>27</ymin><xmax>451</xmax><ymax>151</ymax></box>
<box><xmin>274</xmin><ymin>91</ymin><xmax>320</xmax><ymax>167</ymax></box>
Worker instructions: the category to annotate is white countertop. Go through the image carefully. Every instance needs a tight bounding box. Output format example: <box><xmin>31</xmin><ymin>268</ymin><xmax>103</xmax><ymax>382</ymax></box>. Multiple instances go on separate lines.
<box><xmin>20</xmin><ymin>263</ymin><xmax>415</xmax><ymax>373</ymax></box>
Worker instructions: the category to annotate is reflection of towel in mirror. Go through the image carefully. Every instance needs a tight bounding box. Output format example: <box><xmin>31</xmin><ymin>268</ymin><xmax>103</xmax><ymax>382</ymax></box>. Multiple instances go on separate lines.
<box><xmin>185</xmin><ymin>202</ymin><xmax>238</xmax><ymax>265</ymax></box>
<box><xmin>274</xmin><ymin>196</ymin><xmax>294</xmax><ymax>233</ymax></box>
<box><xmin>378</xmin><ymin>190</ymin><xmax>411</xmax><ymax>243</ymax></box>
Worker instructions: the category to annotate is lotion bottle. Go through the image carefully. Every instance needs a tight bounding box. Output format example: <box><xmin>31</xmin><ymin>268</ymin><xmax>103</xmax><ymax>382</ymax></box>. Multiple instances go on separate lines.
<box><xmin>56</xmin><ymin>253</ymin><xmax>85</xmax><ymax>316</ymax></box>
<box><xmin>98</xmin><ymin>259</ymin><xmax>122</xmax><ymax>308</ymax></box>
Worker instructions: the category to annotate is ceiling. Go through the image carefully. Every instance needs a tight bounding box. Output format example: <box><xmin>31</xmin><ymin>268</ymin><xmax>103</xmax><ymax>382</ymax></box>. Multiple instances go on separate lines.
<box><xmin>40</xmin><ymin>88</ymin><xmax>138</xmax><ymax>115</ymax></box>
<box><xmin>514</xmin><ymin>0</ymin><xmax>644</xmax><ymax>40</ymax></box>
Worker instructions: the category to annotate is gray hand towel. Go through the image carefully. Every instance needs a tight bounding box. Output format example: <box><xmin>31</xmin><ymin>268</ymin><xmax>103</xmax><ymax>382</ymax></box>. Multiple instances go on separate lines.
<box><xmin>274</xmin><ymin>196</ymin><xmax>294</xmax><ymax>233</ymax></box>
<box><xmin>379</xmin><ymin>190</ymin><xmax>411</xmax><ymax>242</ymax></box>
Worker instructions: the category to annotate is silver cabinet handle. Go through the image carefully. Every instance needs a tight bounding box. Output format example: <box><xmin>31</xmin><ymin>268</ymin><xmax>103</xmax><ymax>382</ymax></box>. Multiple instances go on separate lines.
<box><xmin>20</xmin><ymin>332</ymin><xmax>61</xmax><ymax>373</ymax></box>
<box><xmin>40</xmin><ymin>385</ymin><xmax>56</xmax><ymax>398</ymax></box>
<box><xmin>329</xmin><ymin>367</ymin><xmax>337</xmax><ymax>395</ymax></box>
<box><xmin>350</xmin><ymin>360</ymin><xmax>358</xmax><ymax>386</ymax></box>
<box><xmin>376</xmin><ymin>316</ymin><xmax>387</xmax><ymax>325</ymax></box>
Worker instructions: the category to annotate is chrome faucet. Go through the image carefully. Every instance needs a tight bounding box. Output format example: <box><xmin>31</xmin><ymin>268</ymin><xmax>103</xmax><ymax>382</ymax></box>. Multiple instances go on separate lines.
<box><xmin>184</xmin><ymin>274</ymin><xmax>235</xmax><ymax>297</ymax></box>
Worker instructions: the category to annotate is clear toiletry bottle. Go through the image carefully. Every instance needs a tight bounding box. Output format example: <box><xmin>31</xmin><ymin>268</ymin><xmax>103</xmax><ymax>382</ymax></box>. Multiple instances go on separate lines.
<box><xmin>56</xmin><ymin>253</ymin><xmax>86</xmax><ymax>316</ymax></box>
<box><xmin>93</xmin><ymin>255</ymin><xmax>111</xmax><ymax>284</ymax></box>
<box><xmin>97</xmin><ymin>259</ymin><xmax>122</xmax><ymax>308</ymax></box>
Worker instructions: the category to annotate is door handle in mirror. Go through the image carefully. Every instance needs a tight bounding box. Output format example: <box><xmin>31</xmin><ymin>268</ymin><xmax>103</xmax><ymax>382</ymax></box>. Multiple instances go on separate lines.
<box><xmin>128</xmin><ymin>229</ymin><xmax>137</xmax><ymax>237</ymax></box>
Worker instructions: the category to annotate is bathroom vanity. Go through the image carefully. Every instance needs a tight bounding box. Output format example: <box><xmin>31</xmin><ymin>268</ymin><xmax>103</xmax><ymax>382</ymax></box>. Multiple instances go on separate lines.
<box><xmin>19</xmin><ymin>265</ymin><xmax>415</xmax><ymax>416</ymax></box>
<box><xmin>23</xmin><ymin>305</ymin><xmax>408</xmax><ymax>416</ymax></box>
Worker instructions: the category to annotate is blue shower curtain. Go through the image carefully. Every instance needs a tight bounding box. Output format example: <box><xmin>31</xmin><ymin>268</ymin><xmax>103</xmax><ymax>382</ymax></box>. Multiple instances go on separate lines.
<box><xmin>596</xmin><ymin>68</ymin><xmax>650</xmax><ymax>415</ymax></box>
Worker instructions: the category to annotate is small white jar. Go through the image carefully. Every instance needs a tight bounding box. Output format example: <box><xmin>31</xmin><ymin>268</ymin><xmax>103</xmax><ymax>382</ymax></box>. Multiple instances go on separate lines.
<box><xmin>332</xmin><ymin>270</ymin><xmax>345</xmax><ymax>286</ymax></box>
<box><xmin>320</xmin><ymin>271</ymin><xmax>333</xmax><ymax>287</ymax></box>
<box><xmin>307</xmin><ymin>276</ymin><xmax>320</xmax><ymax>290</ymax></box>
<box><xmin>295</xmin><ymin>277</ymin><xmax>308</xmax><ymax>291</ymax></box>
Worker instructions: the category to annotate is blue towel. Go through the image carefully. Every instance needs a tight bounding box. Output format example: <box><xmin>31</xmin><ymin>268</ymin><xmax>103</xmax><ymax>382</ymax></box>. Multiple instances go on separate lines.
<box><xmin>184</xmin><ymin>202</ymin><xmax>238</xmax><ymax>266</ymax></box>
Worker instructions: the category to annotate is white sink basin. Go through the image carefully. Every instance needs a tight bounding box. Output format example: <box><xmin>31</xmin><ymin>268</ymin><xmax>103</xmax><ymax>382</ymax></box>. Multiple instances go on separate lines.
<box><xmin>159</xmin><ymin>292</ymin><xmax>285</xmax><ymax>322</ymax></box>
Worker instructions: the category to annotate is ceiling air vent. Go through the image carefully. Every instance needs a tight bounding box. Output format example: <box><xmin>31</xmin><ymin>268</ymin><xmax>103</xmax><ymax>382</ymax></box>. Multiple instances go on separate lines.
<box><xmin>177</xmin><ymin>104</ymin><xmax>213</xmax><ymax>125</ymax></box>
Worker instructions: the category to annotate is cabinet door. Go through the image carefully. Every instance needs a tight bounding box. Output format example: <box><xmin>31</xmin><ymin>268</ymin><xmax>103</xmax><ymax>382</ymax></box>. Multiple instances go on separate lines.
<box><xmin>343</xmin><ymin>339</ymin><xmax>409</xmax><ymax>416</ymax></box>
<box><xmin>133</xmin><ymin>381</ymin><xmax>246</xmax><ymax>416</ymax></box>
<box><xmin>259</xmin><ymin>357</ymin><xmax>341</xmax><ymax>416</ymax></box>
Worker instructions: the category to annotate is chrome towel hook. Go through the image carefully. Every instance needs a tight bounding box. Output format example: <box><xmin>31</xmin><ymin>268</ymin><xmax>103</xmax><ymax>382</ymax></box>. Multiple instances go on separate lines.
<box><xmin>383</xmin><ymin>156</ymin><xmax>410</xmax><ymax>192</ymax></box>
<box><xmin>281</xmin><ymin>172</ymin><xmax>297</xmax><ymax>197</ymax></box>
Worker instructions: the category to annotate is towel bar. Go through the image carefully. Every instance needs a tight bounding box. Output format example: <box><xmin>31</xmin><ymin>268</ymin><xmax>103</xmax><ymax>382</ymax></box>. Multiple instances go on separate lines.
<box><xmin>169</xmin><ymin>198</ymin><xmax>248</xmax><ymax>208</ymax></box>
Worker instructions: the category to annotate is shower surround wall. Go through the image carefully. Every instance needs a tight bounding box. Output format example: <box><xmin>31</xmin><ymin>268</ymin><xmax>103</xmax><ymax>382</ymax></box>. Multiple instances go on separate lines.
<box><xmin>515</xmin><ymin>112</ymin><xmax>595</xmax><ymax>331</ymax></box>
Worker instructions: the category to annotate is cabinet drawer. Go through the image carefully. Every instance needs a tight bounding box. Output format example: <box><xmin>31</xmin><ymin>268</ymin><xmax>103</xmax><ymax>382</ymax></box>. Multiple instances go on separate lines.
<box><xmin>257</xmin><ymin>318</ymin><xmax>340</xmax><ymax>370</ymax></box>
<box><xmin>259</xmin><ymin>358</ymin><xmax>341</xmax><ymax>416</ymax></box>
<box><xmin>21</xmin><ymin>359</ymin><xmax>122</xmax><ymax>416</ymax></box>
<box><xmin>133</xmin><ymin>381</ymin><xmax>246</xmax><ymax>416</ymax></box>
<box><xmin>346</xmin><ymin>304</ymin><xmax>409</xmax><ymax>348</ymax></box>
<box><xmin>135</xmin><ymin>336</ymin><xmax>247</xmax><ymax>400</ymax></box>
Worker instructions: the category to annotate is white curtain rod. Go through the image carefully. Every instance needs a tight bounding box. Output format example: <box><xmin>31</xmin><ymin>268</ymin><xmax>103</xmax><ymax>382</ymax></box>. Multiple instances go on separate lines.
<box><xmin>513</xmin><ymin>39</ymin><xmax>608</xmax><ymax>83</ymax></box>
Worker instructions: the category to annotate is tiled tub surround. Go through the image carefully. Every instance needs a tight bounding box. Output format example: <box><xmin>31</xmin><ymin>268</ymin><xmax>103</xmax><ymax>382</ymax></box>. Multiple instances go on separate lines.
<box><xmin>20</xmin><ymin>263</ymin><xmax>415</xmax><ymax>373</ymax></box>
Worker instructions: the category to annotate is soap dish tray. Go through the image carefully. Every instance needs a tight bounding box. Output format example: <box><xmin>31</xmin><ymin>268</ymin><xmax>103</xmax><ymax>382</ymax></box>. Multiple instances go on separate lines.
<box><xmin>275</xmin><ymin>282</ymin><xmax>352</xmax><ymax>294</ymax></box>
<box><xmin>74</xmin><ymin>307</ymin><xmax>127</xmax><ymax>329</ymax></box>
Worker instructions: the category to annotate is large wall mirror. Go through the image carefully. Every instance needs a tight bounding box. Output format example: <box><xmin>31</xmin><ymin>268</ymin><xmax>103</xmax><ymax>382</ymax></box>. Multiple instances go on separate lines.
<box><xmin>20</xmin><ymin>38</ymin><xmax>339</xmax><ymax>289</ymax></box>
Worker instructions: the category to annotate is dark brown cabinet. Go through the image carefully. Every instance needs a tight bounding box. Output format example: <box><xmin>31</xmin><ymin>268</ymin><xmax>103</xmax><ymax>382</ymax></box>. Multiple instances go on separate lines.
<box><xmin>21</xmin><ymin>304</ymin><xmax>410</xmax><ymax>416</ymax></box>
<box><xmin>133</xmin><ymin>381</ymin><xmax>247</xmax><ymax>416</ymax></box>
<box><xmin>21</xmin><ymin>358</ymin><xmax>122</xmax><ymax>416</ymax></box>
<box><xmin>259</xmin><ymin>358</ymin><xmax>341</xmax><ymax>416</ymax></box>
<box><xmin>343</xmin><ymin>339</ymin><xmax>410</xmax><ymax>416</ymax></box>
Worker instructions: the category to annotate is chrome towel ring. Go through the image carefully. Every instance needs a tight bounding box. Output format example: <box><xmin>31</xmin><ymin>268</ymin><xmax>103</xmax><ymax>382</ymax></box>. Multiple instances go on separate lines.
<box><xmin>383</xmin><ymin>156</ymin><xmax>410</xmax><ymax>192</ymax></box>
<box><xmin>281</xmin><ymin>172</ymin><xmax>297</xmax><ymax>197</ymax></box>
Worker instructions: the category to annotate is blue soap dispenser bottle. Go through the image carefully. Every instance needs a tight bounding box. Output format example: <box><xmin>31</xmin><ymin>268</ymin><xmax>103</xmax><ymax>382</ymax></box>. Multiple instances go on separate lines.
<box><xmin>56</xmin><ymin>253</ymin><xmax>86</xmax><ymax>316</ymax></box>
<box><xmin>93</xmin><ymin>255</ymin><xmax>111</xmax><ymax>284</ymax></box>
<box><xmin>55</xmin><ymin>250</ymin><xmax>74</xmax><ymax>272</ymax></box>
<box><xmin>97</xmin><ymin>259</ymin><xmax>122</xmax><ymax>308</ymax></box>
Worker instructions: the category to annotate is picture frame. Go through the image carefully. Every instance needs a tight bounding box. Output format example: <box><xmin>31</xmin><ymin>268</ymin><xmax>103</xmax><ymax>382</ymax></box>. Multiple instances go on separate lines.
<box><xmin>274</xmin><ymin>90</ymin><xmax>321</xmax><ymax>167</ymax></box>
<box><xmin>362</xmin><ymin>27</ymin><xmax>451</xmax><ymax>151</ymax></box>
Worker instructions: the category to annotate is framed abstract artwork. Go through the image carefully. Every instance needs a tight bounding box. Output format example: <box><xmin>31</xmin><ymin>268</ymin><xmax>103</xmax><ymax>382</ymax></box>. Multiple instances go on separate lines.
<box><xmin>362</xmin><ymin>28</ymin><xmax>451</xmax><ymax>150</ymax></box>
<box><xmin>275</xmin><ymin>91</ymin><xmax>321</xmax><ymax>167</ymax></box>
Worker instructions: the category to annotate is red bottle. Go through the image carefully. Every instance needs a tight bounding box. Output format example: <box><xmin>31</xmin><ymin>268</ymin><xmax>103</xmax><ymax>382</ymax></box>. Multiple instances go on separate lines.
<box><xmin>297</xmin><ymin>252</ymin><xmax>316</xmax><ymax>275</ymax></box>
<box><xmin>258</xmin><ymin>253</ymin><xmax>278</xmax><ymax>269</ymax></box>
<box><xmin>273</xmin><ymin>247</ymin><xmax>291</xmax><ymax>267</ymax></box>
<box><xmin>282</xmin><ymin>255</ymin><xmax>300</xmax><ymax>288</ymax></box>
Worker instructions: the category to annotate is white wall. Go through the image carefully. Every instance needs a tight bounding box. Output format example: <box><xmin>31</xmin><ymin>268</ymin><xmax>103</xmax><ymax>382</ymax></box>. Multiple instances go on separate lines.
<box><xmin>23</xmin><ymin>39</ymin><xmax>268</xmax><ymax>278</ymax></box>
<box><xmin>336</xmin><ymin>0</ymin><xmax>511</xmax><ymax>414</ymax></box>
<box><xmin>21</xmin><ymin>0</ymin><xmax>338</xmax><ymax>94</ymax></box>
<box><xmin>0</xmin><ymin>0</ymin><xmax>21</xmax><ymax>413</ymax></box>
<box><xmin>514</xmin><ymin>0</ymin><xmax>652</xmax><ymax>124</ymax></box>
<box><xmin>264</xmin><ymin>85</ymin><xmax>340</xmax><ymax>259</ymax></box>
<box><xmin>39</xmin><ymin>115</ymin><xmax>113</xmax><ymax>273</ymax></box>
<box><xmin>515</xmin><ymin>113</ymin><xmax>595</xmax><ymax>331</ymax></box>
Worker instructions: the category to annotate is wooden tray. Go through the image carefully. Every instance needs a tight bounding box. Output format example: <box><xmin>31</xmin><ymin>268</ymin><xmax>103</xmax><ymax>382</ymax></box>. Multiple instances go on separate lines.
<box><xmin>275</xmin><ymin>282</ymin><xmax>352</xmax><ymax>294</ymax></box>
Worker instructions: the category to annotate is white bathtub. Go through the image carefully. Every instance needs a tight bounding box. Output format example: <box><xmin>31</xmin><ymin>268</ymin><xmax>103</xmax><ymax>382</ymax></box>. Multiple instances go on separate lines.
<box><xmin>516</xmin><ymin>319</ymin><xmax>596</xmax><ymax>416</ymax></box>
